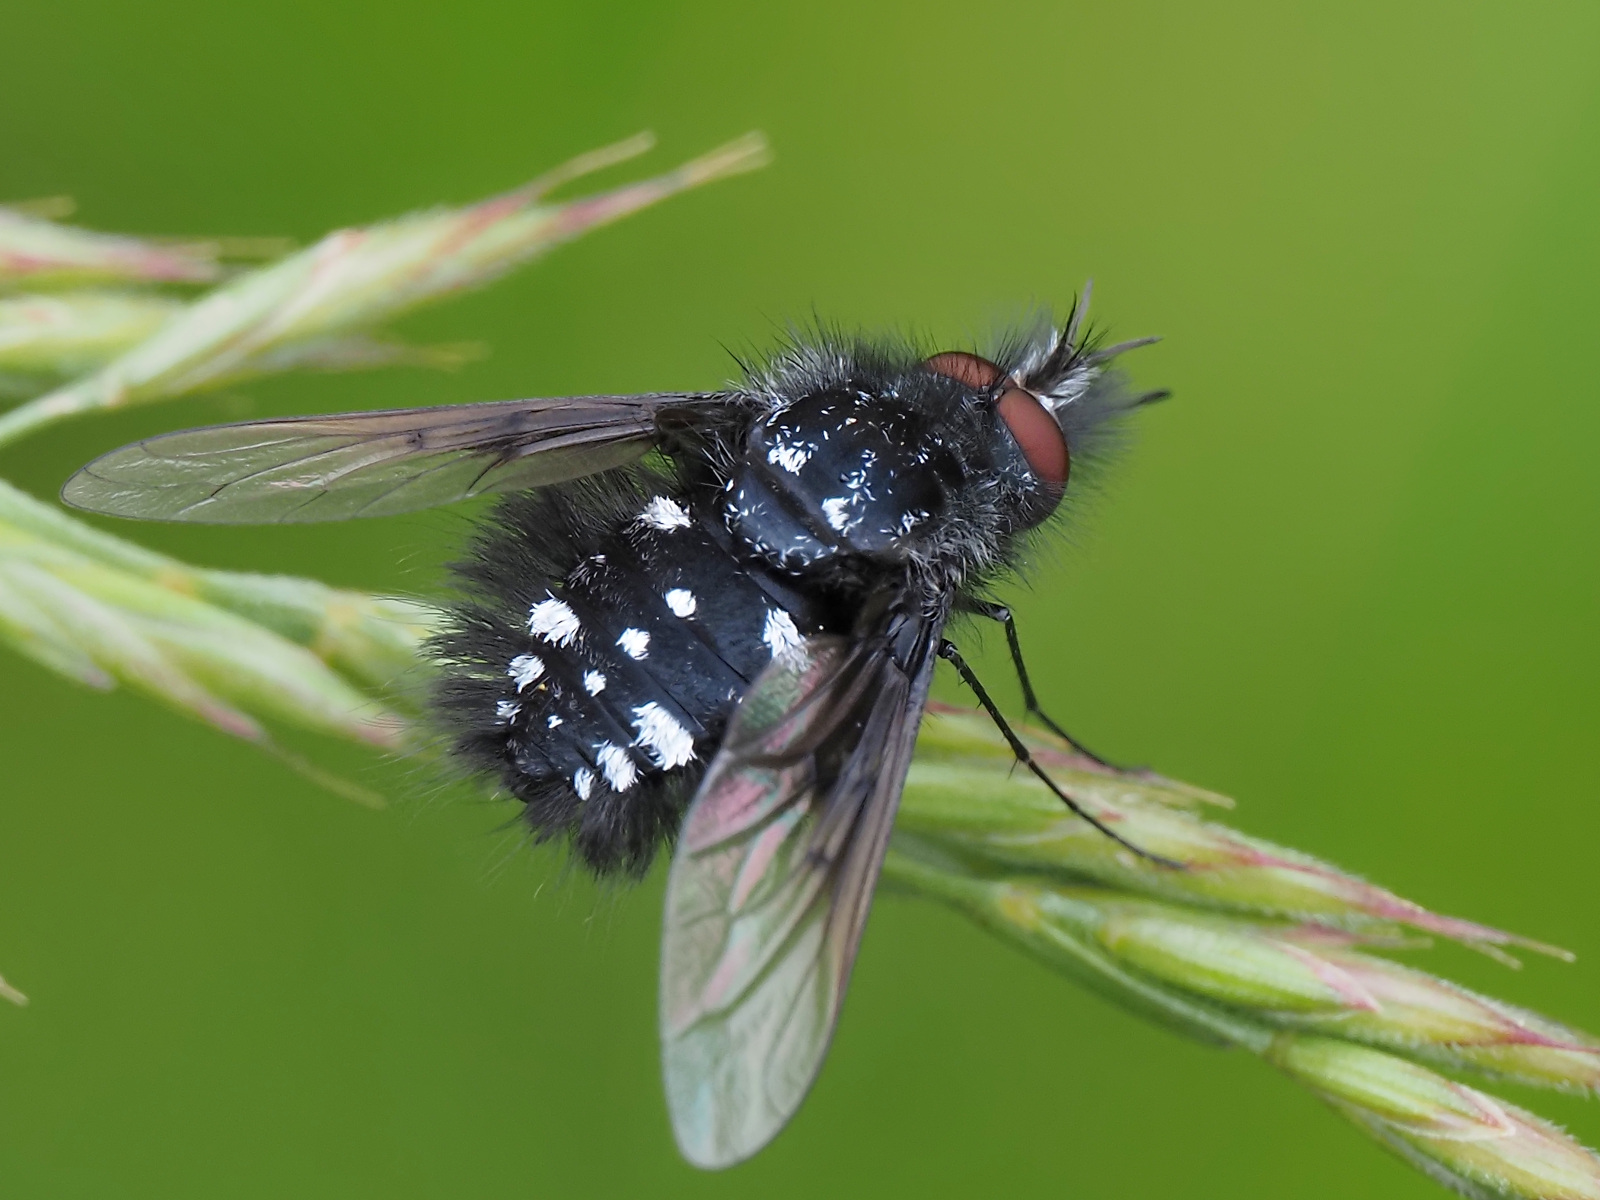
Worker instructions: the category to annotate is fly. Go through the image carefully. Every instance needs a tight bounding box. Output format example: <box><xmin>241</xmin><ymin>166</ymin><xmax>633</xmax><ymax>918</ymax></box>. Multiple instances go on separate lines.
<box><xmin>60</xmin><ymin>290</ymin><xmax>1169</xmax><ymax>1168</ymax></box>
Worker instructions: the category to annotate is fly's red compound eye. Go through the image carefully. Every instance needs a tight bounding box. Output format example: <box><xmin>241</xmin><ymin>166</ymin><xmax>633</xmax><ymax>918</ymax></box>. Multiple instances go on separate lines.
<box><xmin>925</xmin><ymin>351</ymin><xmax>1069</xmax><ymax>490</ymax></box>
<box><xmin>996</xmin><ymin>386</ymin><xmax>1068</xmax><ymax>488</ymax></box>
<box><xmin>924</xmin><ymin>351</ymin><xmax>1002</xmax><ymax>390</ymax></box>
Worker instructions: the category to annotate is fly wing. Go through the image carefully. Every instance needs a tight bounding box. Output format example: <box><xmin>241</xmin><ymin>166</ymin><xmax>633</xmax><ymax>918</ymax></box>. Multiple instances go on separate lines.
<box><xmin>60</xmin><ymin>392</ymin><xmax>723</xmax><ymax>523</ymax></box>
<box><xmin>660</xmin><ymin>610</ymin><xmax>942</xmax><ymax>1169</ymax></box>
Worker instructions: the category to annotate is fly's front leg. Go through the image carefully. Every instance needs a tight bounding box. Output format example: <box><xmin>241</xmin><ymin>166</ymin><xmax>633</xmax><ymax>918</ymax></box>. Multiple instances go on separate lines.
<box><xmin>937</xmin><ymin>640</ymin><xmax>1180</xmax><ymax>868</ymax></box>
<box><xmin>965</xmin><ymin>600</ymin><xmax>1137</xmax><ymax>772</ymax></box>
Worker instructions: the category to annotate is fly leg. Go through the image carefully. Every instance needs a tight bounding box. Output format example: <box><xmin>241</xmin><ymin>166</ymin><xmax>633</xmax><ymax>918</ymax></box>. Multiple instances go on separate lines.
<box><xmin>937</xmin><ymin>640</ymin><xmax>1181</xmax><ymax>868</ymax></box>
<box><xmin>965</xmin><ymin>600</ymin><xmax>1138</xmax><ymax>772</ymax></box>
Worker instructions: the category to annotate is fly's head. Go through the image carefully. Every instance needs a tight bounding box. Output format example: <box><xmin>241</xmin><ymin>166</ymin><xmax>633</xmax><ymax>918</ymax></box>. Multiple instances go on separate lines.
<box><xmin>923</xmin><ymin>305</ymin><xmax>1164</xmax><ymax>534</ymax></box>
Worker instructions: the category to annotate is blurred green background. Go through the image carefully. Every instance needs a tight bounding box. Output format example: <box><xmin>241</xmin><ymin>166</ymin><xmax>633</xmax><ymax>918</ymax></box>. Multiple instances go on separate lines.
<box><xmin>1</xmin><ymin>0</ymin><xmax>1598</xmax><ymax>1195</ymax></box>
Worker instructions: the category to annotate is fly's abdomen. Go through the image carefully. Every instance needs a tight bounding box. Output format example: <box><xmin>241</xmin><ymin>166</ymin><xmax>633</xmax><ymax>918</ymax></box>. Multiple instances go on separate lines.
<box><xmin>433</xmin><ymin>473</ymin><xmax>819</xmax><ymax>876</ymax></box>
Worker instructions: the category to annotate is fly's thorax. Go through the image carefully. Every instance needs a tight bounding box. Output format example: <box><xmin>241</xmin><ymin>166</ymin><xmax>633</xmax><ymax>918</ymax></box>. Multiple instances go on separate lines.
<box><xmin>720</xmin><ymin>385</ymin><xmax>967</xmax><ymax>575</ymax></box>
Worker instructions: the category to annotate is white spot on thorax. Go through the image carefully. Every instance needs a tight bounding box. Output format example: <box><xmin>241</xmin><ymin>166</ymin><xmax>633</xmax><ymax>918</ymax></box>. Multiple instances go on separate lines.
<box><xmin>527</xmin><ymin>597</ymin><xmax>581</xmax><ymax>646</ymax></box>
<box><xmin>507</xmin><ymin>653</ymin><xmax>544</xmax><ymax>690</ymax></box>
<box><xmin>596</xmin><ymin>742</ymin><xmax>638</xmax><ymax>792</ymax></box>
<box><xmin>821</xmin><ymin>496</ymin><xmax>852</xmax><ymax>532</ymax></box>
<box><xmin>638</xmin><ymin>495</ymin><xmax>691</xmax><ymax>530</ymax></box>
<box><xmin>762</xmin><ymin>608</ymin><xmax>805</xmax><ymax>661</ymax></box>
<box><xmin>663</xmin><ymin>588</ymin><xmax>697</xmax><ymax>618</ymax></box>
<box><xmin>573</xmin><ymin>767</ymin><xmax>594</xmax><ymax>801</ymax></box>
<box><xmin>583</xmin><ymin>670</ymin><xmax>607</xmax><ymax>695</ymax></box>
<box><xmin>495</xmin><ymin>699</ymin><xmax>520</xmax><ymax>721</ymax></box>
<box><xmin>767</xmin><ymin>442</ymin><xmax>812</xmax><ymax>474</ymax></box>
<box><xmin>547</xmin><ymin>713</ymin><xmax>563</xmax><ymax>728</ymax></box>
<box><xmin>617</xmin><ymin>627</ymin><xmax>650</xmax><ymax>659</ymax></box>
<box><xmin>631</xmin><ymin>702</ymin><xmax>696</xmax><ymax>769</ymax></box>
<box><xmin>840</xmin><ymin>467</ymin><xmax>876</xmax><ymax>498</ymax></box>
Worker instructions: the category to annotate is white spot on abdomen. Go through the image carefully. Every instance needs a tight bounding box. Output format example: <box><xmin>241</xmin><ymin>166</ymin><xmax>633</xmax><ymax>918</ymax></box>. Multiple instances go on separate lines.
<box><xmin>547</xmin><ymin>713</ymin><xmax>563</xmax><ymax>728</ymax></box>
<box><xmin>527</xmin><ymin>597</ymin><xmax>581</xmax><ymax>647</ymax></box>
<box><xmin>507</xmin><ymin>653</ymin><xmax>545</xmax><ymax>690</ymax></box>
<box><xmin>617</xmin><ymin>627</ymin><xmax>650</xmax><ymax>659</ymax></box>
<box><xmin>821</xmin><ymin>496</ymin><xmax>852</xmax><ymax>532</ymax></box>
<box><xmin>638</xmin><ymin>495</ymin><xmax>691</xmax><ymax>531</ymax></box>
<box><xmin>596</xmin><ymin>742</ymin><xmax>638</xmax><ymax>792</ymax></box>
<box><xmin>583</xmin><ymin>670</ymin><xmax>607</xmax><ymax>695</ymax></box>
<box><xmin>573</xmin><ymin>767</ymin><xmax>594</xmax><ymax>801</ymax></box>
<box><xmin>762</xmin><ymin>608</ymin><xmax>805</xmax><ymax>661</ymax></box>
<box><xmin>631</xmin><ymin>701</ymin><xmax>696</xmax><ymax>770</ymax></box>
<box><xmin>664</xmin><ymin>588</ymin><xmax>697</xmax><ymax>618</ymax></box>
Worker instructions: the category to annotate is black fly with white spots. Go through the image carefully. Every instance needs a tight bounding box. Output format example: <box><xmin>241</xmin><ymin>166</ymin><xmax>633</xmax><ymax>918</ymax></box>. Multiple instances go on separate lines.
<box><xmin>61</xmin><ymin>296</ymin><xmax>1167</xmax><ymax>1169</ymax></box>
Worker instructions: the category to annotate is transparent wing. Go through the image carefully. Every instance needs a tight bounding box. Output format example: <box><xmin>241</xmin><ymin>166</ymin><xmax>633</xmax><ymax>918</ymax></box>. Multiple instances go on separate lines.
<box><xmin>660</xmin><ymin>610</ymin><xmax>942</xmax><ymax>1169</ymax></box>
<box><xmin>60</xmin><ymin>392</ymin><xmax>723</xmax><ymax>523</ymax></box>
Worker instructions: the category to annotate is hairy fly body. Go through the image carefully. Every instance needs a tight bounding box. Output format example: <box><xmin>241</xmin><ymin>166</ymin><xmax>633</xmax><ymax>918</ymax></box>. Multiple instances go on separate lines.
<box><xmin>434</xmin><ymin>471</ymin><xmax>835</xmax><ymax>876</ymax></box>
<box><xmin>62</xmin><ymin>296</ymin><xmax>1164</xmax><ymax>1169</ymax></box>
